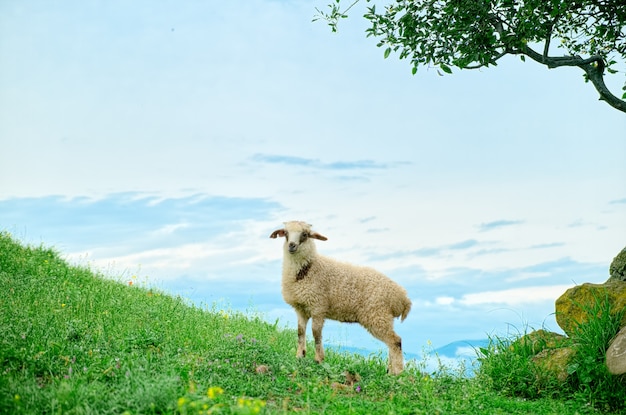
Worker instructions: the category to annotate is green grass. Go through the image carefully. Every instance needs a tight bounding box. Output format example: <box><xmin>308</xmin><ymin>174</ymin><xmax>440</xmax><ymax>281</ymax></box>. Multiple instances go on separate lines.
<box><xmin>0</xmin><ymin>231</ymin><xmax>618</xmax><ymax>414</ymax></box>
<box><xmin>477</xmin><ymin>294</ymin><xmax>626</xmax><ymax>413</ymax></box>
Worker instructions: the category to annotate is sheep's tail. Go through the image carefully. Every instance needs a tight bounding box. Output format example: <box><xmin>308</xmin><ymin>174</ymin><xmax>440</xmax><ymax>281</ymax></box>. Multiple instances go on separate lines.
<box><xmin>395</xmin><ymin>296</ymin><xmax>412</xmax><ymax>322</ymax></box>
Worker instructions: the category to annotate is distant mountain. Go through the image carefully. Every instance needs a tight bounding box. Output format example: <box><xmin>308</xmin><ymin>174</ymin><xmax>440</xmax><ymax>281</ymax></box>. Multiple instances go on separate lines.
<box><xmin>327</xmin><ymin>338</ymin><xmax>491</xmax><ymax>376</ymax></box>
<box><xmin>433</xmin><ymin>339</ymin><xmax>490</xmax><ymax>358</ymax></box>
<box><xmin>430</xmin><ymin>339</ymin><xmax>491</xmax><ymax>376</ymax></box>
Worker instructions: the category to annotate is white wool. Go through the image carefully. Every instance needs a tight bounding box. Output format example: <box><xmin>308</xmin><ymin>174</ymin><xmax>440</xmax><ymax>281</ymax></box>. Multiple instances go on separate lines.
<box><xmin>270</xmin><ymin>221</ymin><xmax>412</xmax><ymax>375</ymax></box>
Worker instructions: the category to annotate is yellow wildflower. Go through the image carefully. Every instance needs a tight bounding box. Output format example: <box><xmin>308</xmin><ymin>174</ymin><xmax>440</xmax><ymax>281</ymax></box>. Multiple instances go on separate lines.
<box><xmin>207</xmin><ymin>386</ymin><xmax>224</xmax><ymax>399</ymax></box>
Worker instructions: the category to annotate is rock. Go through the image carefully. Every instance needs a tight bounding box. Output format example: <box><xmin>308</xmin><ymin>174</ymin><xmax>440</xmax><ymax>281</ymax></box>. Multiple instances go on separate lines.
<box><xmin>514</xmin><ymin>329</ymin><xmax>567</xmax><ymax>354</ymax></box>
<box><xmin>609</xmin><ymin>246</ymin><xmax>626</xmax><ymax>282</ymax></box>
<box><xmin>330</xmin><ymin>382</ymin><xmax>349</xmax><ymax>391</ymax></box>
<box><xmin>606</xmin><ymin>326</ymin><xmax>626</xmax><ymax>375</ymax></box>
<box><xmin>343</xmin><ymin>371</ymin><xmax>361</xmax><ymax>386</ymax></box>
<box><xmin>555</xmin><ymin>280</ymin><xmax>626</xmax><ymax>336</ymax></box>
<box><xmin>532</xmin><ymin>347</ymin><xmax>576</xmax><ymax>382</ymax></box>
<box><xmin>255</xmin><ymin>364</ymin><xmax>270</xmax><ymax>374</ymax></box>
<box><xmin>519</xmin><ymin>330</ymin><xmax>572</xmax><ymax>383</ymax></box>
<box><xmin>330</xmin><ymin>372</ymin><xmax>361</xmax><ymax>392</ymax></box>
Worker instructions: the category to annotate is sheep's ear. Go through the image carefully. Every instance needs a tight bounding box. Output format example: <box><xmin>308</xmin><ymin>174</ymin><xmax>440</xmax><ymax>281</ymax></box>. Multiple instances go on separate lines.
<box><xmin>310</xmin><ymin>232</ymin><xmax>327</xmax><ymax>241</ymax></box>
<box><xmin>270</xmin><ymin>229</ymin><xmax>286</xmax><ymax>239</ymax></box>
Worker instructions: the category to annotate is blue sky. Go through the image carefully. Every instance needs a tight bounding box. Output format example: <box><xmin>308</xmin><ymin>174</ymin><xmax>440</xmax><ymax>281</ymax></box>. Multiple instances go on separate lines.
<box><xmin>1</xmin><ymin>0</ymin><xmax>625</xmax><ymax>357</ymax></box>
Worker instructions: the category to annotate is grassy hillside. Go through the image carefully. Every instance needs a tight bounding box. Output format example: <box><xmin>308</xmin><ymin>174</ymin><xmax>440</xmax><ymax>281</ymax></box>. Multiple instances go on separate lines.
<box><xmin>0</xmin><ymin>232</ymin><xmax>609</xmax><ymax>414</ymax></box>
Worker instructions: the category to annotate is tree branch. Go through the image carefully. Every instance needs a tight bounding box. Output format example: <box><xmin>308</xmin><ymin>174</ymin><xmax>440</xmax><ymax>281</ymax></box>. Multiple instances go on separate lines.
<box><xmin>463</xmin><ymin>50</ymin><xmax>508</xmax><ymax>69</ymax></box>
<box><xmin>519</xmin><ymin>45</ymin><xmax>626</xmax><ymax>113</ymax></box>
<box><xmin>543</xmin><ymin>38</ymin><xmax>551</xmax><ymax>58</ymax></box>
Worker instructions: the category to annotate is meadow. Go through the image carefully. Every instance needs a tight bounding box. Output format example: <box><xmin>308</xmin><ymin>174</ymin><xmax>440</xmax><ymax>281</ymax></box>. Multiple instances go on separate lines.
<box><xmin>0</xmin><ymin>231</ymin><xmax>622</xmax><ymax>414</ymax></box>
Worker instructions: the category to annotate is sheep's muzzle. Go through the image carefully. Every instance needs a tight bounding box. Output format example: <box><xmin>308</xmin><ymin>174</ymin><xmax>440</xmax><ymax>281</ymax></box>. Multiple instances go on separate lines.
<box><xmin>288</xmin><ymin>243</ymin><xmax>298</xmax><ymax>253</ymax></box>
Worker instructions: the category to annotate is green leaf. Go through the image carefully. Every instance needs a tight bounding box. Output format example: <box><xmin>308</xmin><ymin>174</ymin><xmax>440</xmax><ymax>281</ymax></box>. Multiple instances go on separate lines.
<box><xmin>440</xmin><ymin>63</ymin><xmax>452</xmax><ymax>74</ymax></box>
<box><xmin>520</xmin><ymin>55</ymin><xmax>525</xmax><ymax>62</ymax></box>
<box><xmin>411</xmin><ymin>66</ymin><xmax>417</xmax><ymax>75</ymax></box>
<box><xmin>384</xmin><ymin>47</ymin><xmax>391</xmax><ymax>59</ymax></box>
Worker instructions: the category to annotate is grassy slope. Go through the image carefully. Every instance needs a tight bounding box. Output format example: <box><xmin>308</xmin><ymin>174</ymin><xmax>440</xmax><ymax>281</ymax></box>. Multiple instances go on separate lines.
<box><xmin>0</xmin><ymin>232</ymin><xmax>599</xmax><ymax>414</ymax></box>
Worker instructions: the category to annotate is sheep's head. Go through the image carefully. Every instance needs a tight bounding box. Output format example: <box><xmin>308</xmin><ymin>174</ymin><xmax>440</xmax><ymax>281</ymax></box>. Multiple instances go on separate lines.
<box><xmin>269</xmin><ymin>221</ymin><xmax>327</xmax><ymax>255</ymax></box>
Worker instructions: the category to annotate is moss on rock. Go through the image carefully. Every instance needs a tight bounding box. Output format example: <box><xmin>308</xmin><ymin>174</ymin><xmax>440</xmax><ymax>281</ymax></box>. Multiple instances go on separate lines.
<box><xmin>555</xmin><ymin>281</ymin><xmax>626</xmax><ymax>336</ymax></box>
<box><xmin>609</xmin><ymin>246</ymin><xmax>626</xmax><ymax>282</ymax></box>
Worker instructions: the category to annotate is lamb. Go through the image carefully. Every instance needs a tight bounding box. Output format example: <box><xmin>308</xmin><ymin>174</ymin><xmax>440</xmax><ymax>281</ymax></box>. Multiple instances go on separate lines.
<box><xmin>270</xmin><ymin>221</ymin><xmax>412</xmax><ymax>375</ymax></box>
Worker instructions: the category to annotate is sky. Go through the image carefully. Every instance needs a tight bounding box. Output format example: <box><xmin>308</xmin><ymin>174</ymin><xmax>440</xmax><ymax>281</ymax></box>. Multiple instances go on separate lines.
<box><xmin>1</xmin><ymin>0</ymin><xmax>625</xmax><ymax>360</ymax></box>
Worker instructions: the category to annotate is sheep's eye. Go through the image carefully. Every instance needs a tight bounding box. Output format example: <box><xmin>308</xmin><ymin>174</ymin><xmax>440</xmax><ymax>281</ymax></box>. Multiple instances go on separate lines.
<box><xmin>300</xmin><ymin>233</ymin><xmax>309</xmax><ymax>242</ymax></box>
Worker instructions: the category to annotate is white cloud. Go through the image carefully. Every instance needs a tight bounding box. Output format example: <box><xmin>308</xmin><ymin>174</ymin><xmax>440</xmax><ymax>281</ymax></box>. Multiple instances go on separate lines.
<box><xmin>151</xmin><ymin>223</ymin><xmax>190</xmax><ymax>236</ymax></box>
<box><xmin>505</xmin><ymin>271</ymin><xmax>553</xmax><ymax>283</ymax></box>
<box><xmin>435</xmin><ymin>296</ymin><xmax>455</xmax><ymax>306</ymax></box>
<box><xmin>459</xmin><ymin>285</ymin><xmax>573</xmax><ymax>306</ymax></box>
<box><xmin>455</xmin><ymin>346</ymin><xmax>478</xmax><ymax>357</ymax></box>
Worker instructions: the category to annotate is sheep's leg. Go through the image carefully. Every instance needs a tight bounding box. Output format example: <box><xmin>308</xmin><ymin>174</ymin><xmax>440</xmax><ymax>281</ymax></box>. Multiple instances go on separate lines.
<box><xmin>296</xmin><ymin>311</ymin><xmax>309</xmax><ymax>358</ymax></box>
<box><xmin>366</xmin><ymin>319</ymin><xmax>404</xmax><ymax>375</ymax></box>
<box><xmin>387</xmin><ymin>334</ymin><xmax>404</xmax><ymax>375</ymax></box>
<box><xmin>311</xmin><ymin>316</ymin><xmax>325</xmax><ymax>363</ymax></box>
